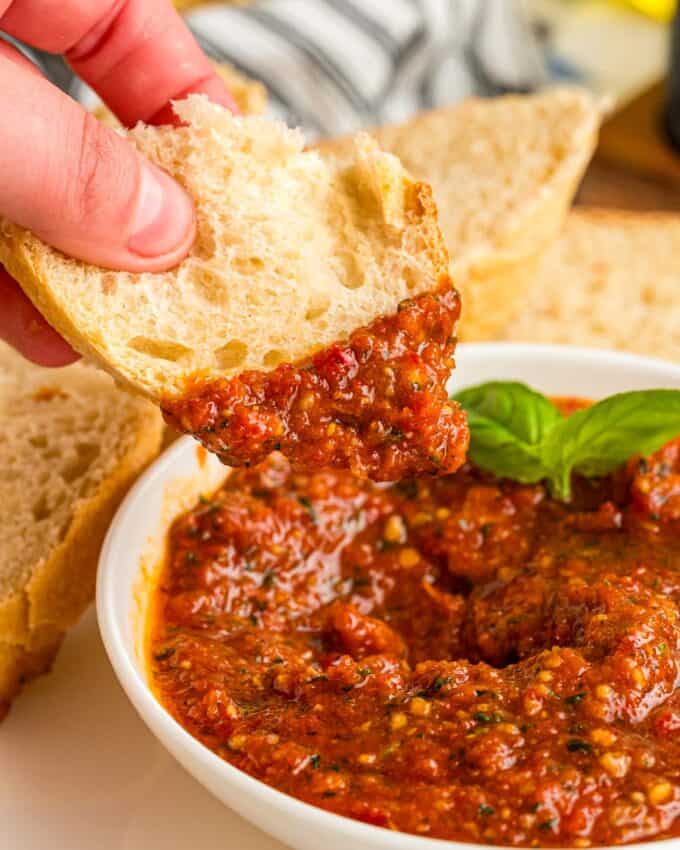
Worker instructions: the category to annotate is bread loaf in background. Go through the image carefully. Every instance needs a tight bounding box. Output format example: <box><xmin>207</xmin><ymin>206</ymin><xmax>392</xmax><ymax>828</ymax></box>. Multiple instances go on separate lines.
<box><xmin>0</xmin><ymin>347</ymin><xmax>163</xmax><ymax>717</ymax></box>
<box><xmin>502</xmin><ymin>208</ymin><xmax>680</xmax><ymax>363</ymax></box>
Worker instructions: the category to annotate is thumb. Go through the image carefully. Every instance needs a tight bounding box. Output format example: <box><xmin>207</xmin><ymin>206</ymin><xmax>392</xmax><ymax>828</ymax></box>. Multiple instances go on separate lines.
<box><xmin>0</xmin><ymin>52</ymin><xmax>195</xmax><ymax>273</ymax></box>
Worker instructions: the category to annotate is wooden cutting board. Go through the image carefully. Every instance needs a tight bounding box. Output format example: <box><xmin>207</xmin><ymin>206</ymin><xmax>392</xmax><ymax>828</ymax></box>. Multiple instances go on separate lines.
<box><xmin>578</xmin><ymin>80</ymin><xmax>680</xmax><ymax>210</ymax></box>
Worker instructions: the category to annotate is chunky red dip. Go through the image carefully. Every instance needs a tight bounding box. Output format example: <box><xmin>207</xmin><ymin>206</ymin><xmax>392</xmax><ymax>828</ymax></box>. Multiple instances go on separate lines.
<box><xmin>162</xmin><ymin>289</ymin><xmax>469</xmax><ymax>482</ymax></box>
<box><xmin>149</xmin><ymin>418</ymin><xmax>680</xmax><ymax>847</ymax></box>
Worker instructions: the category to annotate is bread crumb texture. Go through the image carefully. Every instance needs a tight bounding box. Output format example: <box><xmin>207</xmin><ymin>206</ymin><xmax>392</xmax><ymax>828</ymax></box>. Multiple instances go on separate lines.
<box><xmin>503</xmin><ymin>209</ymin><xmax>680</xmax><ymax>362</ymax></box>
<box><xmin>0</xmin><ymin>96</ymin><xmax>449</xmax><ymax>401</ymax></box>
<box><xmin>0</xmin><ymin>346</ymin><xmax>163</xmax><ymax>717</ymax></box>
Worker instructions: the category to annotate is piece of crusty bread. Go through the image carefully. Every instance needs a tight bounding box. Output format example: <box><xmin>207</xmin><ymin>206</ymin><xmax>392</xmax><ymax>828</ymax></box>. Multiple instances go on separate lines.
<box><xmin>501</xmin><ymin>208</ymin><xmax>680</xmax><ymax>362</ymax></box>
<box><xmin>95</xmin><ymin>60</ymin><xmax>267</xmax><ymax>127</ymax></box>
<box><xmin>0</xmin><ymin>95</ymin><xmax>451</xmax><ymax>401</ymax></box>
<box><xmin>317</xmin><ymin>88</ymin><xmax>600</xmax><ymax>339</ymax></box>
<box><xmin>0</xmin><ymin>345</ymin><xmax>163</xmax><ymax>717</ymax></box>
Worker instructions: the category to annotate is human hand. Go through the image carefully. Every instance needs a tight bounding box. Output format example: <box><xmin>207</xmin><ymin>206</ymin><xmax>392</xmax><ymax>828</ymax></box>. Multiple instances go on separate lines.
<box><xmin>0</xmin><ymin>0</ymin><xmax>237</xmax><ymax>366</ymax></box>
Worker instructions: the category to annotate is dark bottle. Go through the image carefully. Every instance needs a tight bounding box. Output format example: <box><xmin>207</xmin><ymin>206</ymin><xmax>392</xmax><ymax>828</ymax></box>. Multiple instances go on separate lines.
<box><xmin>666</xmin><ymin>8</ymin><xmax>680</xmax><ymax>149</ymax></box>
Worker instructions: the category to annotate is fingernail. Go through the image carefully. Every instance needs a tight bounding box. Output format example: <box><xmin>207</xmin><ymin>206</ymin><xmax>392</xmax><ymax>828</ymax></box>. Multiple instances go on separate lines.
<box><xmin>127</xmin><ymin>164</ymin><xmax>195</xmax><ymax>258</ymax></box>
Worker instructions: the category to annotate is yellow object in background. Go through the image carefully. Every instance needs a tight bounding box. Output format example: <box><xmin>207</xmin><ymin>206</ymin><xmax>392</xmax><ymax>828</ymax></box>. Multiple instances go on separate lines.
<box><xmin>616</xmin><ymin>0</ymin><xmax>676</xmax><ymax>22</ymax></box>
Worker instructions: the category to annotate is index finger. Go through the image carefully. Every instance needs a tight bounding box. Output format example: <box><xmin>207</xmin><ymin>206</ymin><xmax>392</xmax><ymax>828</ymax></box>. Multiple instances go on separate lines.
<box><xmin>0</xmin><ymin>0</ymin><xmax>238</xmax><ymax>126</ymax></box>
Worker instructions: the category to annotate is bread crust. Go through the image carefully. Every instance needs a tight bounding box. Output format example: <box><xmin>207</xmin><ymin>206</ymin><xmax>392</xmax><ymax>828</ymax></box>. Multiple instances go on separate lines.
<box><xmin>0</xmin><ymin>356</ymin><xmax>164</xmax><ymax>717</ymax></box>
<box><xmin>26</xmin><ymin>410</ymin><xmax>164</xmax><ymax>631</ymax></box>
<box><xmin>502</xmin><ymin>207</ymin><xmax>680</xmax><ymax>361</ymax></box>
<box><xmin>0</xmin><ymin>627</ymin><xmax>63</xmax><ymax>721</ymax></box>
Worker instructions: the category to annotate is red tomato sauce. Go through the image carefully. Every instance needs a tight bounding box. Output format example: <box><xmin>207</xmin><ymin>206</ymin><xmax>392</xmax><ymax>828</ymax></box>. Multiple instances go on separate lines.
<box><xmin>162</xmin><ymin>288</ymin><xmax>469</xmax><ymax>482</ymax></box>
<box><xmin>149</xmin><ymin>423</ymin><xmax>680</xmax><ymax>846</ymax></box>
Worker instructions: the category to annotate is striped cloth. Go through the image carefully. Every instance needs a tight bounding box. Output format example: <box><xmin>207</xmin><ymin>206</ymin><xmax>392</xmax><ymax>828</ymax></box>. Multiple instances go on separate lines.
<box><xmin>16</xmin><ymin>0</ymin><xmax>546</xmax><ymax>139</ymax></box>
<box><xmin>183</xmin><ymin>0</ymin><xmax>546</xmax><ymax>138</ymax></box>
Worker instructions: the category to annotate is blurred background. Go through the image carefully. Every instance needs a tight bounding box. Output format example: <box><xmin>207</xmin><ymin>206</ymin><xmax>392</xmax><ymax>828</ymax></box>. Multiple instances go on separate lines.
<box><xmin>9</xmin><ymin>0</ymin><xmax>680</xmax><ymax>210</ymax></box>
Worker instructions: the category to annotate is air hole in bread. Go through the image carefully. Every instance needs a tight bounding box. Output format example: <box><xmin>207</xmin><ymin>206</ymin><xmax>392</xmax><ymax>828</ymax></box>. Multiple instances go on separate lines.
<box><xmin>29</xmin><ymin>434</ymin><xmax>48</xmax><ymax>450</ymax></box>
<box><xmin>100</xmin><ymin>273</ymin><xmax>118</xmax><ymax>295</ymax></box>
<box><xmin>54</xmin><ymin>417</ymin><xmax>75</xmax><ymax>432</ymax></box>
<box><xmin>263</xmin><ymin>349</ymin><xmax>287</xmax><ymax>368</ymax></box>
<box><xmin>32</xmin><ymin>492</ymin><xmax>50</xmax><ymax>522</ymax></box>
<box><xmin>334</xmin><ymin>249</ymin><xmax>365</xmax><ymax>289</ymax></box>
<box><xmin>32</xmin><ymin>387</ymin><xmax>66</xmax><ymax>403</ymax></box>
<box><xmin>641</xmin><ymin>285</ymin><xmax>656</xmax><ymax>306</ymax></box>
<box><xmin>402</xmin><ymin>266</ymin><xmax>421</xmax><ymax>290</ymax></box>
<box><xmin>193</xmin><ymin>268</ymin><xmax>236</xmax><ymax>305</ymax></box>
<box><xmin>83</xmin><ymin>411</ymin><xmax>99</xmax><ymax>427</ymax></box>
<box><xmin>194</xmin><ymin>232</ymin><xmax>217</xmax><ymax>260</ymax></box>
<box><xmin>215</xmin><ymin>340</ymin><xmax>248</xmax><ymax>369</ymax></box>
<box><xmin>127</xmin><ymin>336</ymin><xmax>192</xmax><ymax>362</ymax></box>
<box><xmin>244</xmin><ymin>257</ymin><xmax>264</xmax><ymax>271</ymax></box>
<box><xmin>305</xmin><ymin>295</ymin><xmax>330</xmax><ymax>321</ymax></box>
<box><xmin>61</xmin><ymin>442</ymin><xmax>100</xmax><ymax>484</ymax></box>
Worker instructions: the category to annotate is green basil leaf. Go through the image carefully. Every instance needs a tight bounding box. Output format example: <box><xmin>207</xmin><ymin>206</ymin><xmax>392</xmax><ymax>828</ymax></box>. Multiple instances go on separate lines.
<box><xmin>462</xmin><ymin>409</ymin><xmax>549</xmax><ymax>482</ymax></box>
<box><xmin>454</xmin><ymin>382</ymin><xmax>561</xmax><ymax>483</ymax></box>
<box><xmin>455</xmin><ymin>382</ymin><xmax>680</xmax><ymax>502</ymax></box>
<box><xmin>543</xmin><ymin>390</ymin><xmax>680</xmax><ymax>500</ymax></box>
<box><xmin>455</xmin><ymin>382</ymin><xmax>562</xmax><ymax>445</ymax></box>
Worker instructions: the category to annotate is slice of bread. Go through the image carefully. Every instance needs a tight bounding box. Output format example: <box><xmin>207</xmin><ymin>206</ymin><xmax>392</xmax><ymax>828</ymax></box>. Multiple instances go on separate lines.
<box><xmin>94</xmin><ymin>60</ymin><xmax>267</xmax><ymax>127</ymax></box>
<box><xmin>317</xmin><ymin>88</ymin><xmax>600</xmax><ymax>339</ymax></box>
<box><xmin>502</xmin><ymin>208</ymin><xmax>680</xmax><ymax>362</ymax></box>
<box><xmin>0</xmin><ymin>345</ymin><xmax>163</xmax><ymax>717</ymax></box>
<box><xmin>0</xmin><ymin>95</ymin><xmax>451</xmax><ymax>403</ymax></box>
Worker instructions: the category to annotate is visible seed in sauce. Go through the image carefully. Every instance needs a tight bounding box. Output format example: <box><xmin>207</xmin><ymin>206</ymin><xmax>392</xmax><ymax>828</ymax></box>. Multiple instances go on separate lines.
<box><xmin>595</xmin><ymin>684</ymin><xmax>614</xmax><ymax>700</ymax></box>
<box><xmin>391</xmin><ymin>712</ymin><xmax>408</xmax><ymax>731</ymax></box>
<box><xmin>409</xmin><ymin>697</ymin><xmax>431</xmax><ymax>717</ymax></box>
<box><xmin>384</xmin><ymin>515</ymin><xmax>407</xmax><ymax>544</ymax></box>
<box><xmin>648</xmin><ymin>782</ymin><xmax>673</xmax><ymax>806</ymax></box>
<box><xmin>599</xmin><ymin>752</ymin><xmax>631</xmax><ymax>778</ymax></box>
<box><xmin>228</xmin><ymin>734</ymin><xmax>247</xmax><ymax>751</ymax></box>
<box><xmin>399</xmin><ymin>548</ymin><xmax>420</xmax><ymax>568</ymax></box>
<box><xmin>590</xmin><ymin>728</ymin><xmax>617</xmax><ymax>747</ymax></box>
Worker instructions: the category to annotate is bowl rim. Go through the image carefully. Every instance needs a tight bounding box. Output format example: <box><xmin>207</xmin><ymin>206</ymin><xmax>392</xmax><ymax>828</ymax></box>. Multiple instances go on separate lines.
<box><xmin>97</xmin><ymin>342</ymin><xmax>680</xmax><ymax>850</ymax></box>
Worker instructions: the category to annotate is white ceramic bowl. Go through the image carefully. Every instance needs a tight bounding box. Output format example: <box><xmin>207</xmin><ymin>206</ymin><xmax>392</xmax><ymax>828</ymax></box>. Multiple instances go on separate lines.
<box><xmin>98</xmin><ymin>343</ymin><xmax>680</xmax><ymax>850</ymax></box>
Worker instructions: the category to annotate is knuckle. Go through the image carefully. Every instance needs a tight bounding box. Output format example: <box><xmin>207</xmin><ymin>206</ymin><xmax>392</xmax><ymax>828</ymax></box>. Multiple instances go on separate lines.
<box><xmin>71</xmin><ymin>112</ymin><xmax>119</xmax><ymax>225</ymax></box>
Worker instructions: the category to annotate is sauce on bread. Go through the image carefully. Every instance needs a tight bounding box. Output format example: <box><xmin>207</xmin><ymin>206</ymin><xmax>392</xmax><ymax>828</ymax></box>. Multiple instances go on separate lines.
<box><xmin>163</xmin><ymin>285</ymin><xmax>469</xmax><ymax>481</ymax></box>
